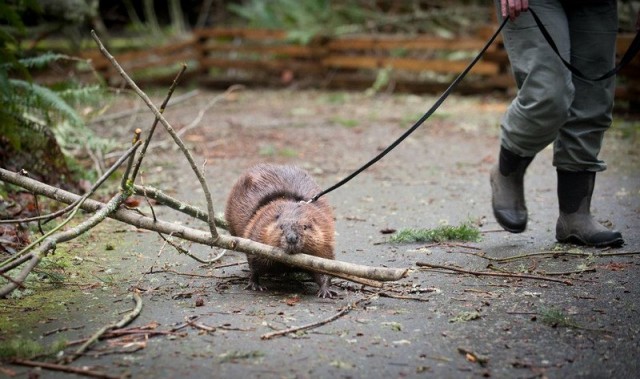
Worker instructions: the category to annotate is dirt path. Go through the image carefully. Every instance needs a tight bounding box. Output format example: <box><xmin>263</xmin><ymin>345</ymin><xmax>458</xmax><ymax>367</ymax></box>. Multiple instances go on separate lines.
<box><xmin>3</xmin><ymin>90</ymin><xmax>639</xmax><ymax>378</ymax></box>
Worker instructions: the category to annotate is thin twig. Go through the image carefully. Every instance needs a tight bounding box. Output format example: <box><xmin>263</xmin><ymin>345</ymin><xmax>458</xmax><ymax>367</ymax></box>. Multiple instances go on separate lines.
<box><xmin>0</xmin><ymin>141</ymin><xmax>140</xmax><ymax>273</ymax></box>
<box><xmin>129</xmin><ymin>64</ymin><xmax>187</xmax><ymax>183</ymax></box>
<box><xmin>90</xmin><ymin>89</ymin><xmax>199</xmax><ymax>125</ymax></box>
<box><xmin>466</xmin><ymin>250</ymin><xmax>640</xmax><ymax>263</ymax></box>
<box><xmin>154</xmin><ymin>84</ymin><xmax>245</xmax><ymax>150</ymax></box>
<box><xmin>378</xmin><ymin>292</ymin><xmax>430</xmax><ymax>301</ymax></box>
<box><xmin>119</xmin><ymin>128</ymin><xmax>142</xmax><ymax>190</ymax></box>
<box><xmin>184</xmin><ymin>315</ymin><xmax>216</xmax><ymax>333</ymax></box>
<box><xmin>143</xmin><ymin>268</ymin><xmax>234</xmax><ymax>279</ymax></box>
<box><xmin>535</xmin><ymin>268</ymin><xmax>596</xmax><ymax>276</ymax></box>
<box><xmin>0</xmin><ymin>140</ymin><xmax>141</xmax><ymax>227</ymax></box>
<box><xmin>64</xmin><ymin>292</ymin><xmax>143</xmax><ymax>364</ymax></box>
<box><xmin>416</xmin><ymin>262</ymin><xmax>573</xmax><ymax>286</ymax></box>
<box><xmin>91</xmin><ymin>30</ymin><xmax>219</xmax><ymax>242</ymax></box>
<box><xmin>261</xmin><ymin>294</ymin><xmax>376</xmax><ymax>340</ymax></box>
<box><xmin>158</xmin><ymin>233</ymin><xmax>226</xmax><ymax>264</ymax></box>
<box><xmin>132</xmin><ymin>184</ymin><xmax>228</xmax><ymax>229</ymax></box>
<box><xmin>11</xmin><ymin>359</ymin><xmax>123</xmax><ymax>379</ymax></box>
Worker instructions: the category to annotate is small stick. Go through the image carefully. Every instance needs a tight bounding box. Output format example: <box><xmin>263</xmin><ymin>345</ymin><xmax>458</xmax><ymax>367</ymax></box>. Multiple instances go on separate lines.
<box><xmin>132</xmin><ymin>184</ymin><xmax>228</xmax><ymax>229</ymax></box>
<box><xmin>467</xmin><ymin>249</ymin><xmax>640</xmax><ymax>263</ymax></box>
<box><xmin>11</xmin><ymin>359</ymin><xmax>122</xmax><ymax>379</ymax></box>
<box><xmin>416</xmin><ymin>262</ymin><xmax>573</xmax><ymax>286</ymax></box>
<box><xmin>142</xmin><ymin>268</ymin><xmax>229</xmax><ymax>279</ymax></box>
<box><xmin>0</xmin><ymin>140</ymin><xmax>140</xmax><ymax>233</ymax></box>
<box><xmin>91</xmin><ymin>30</ymin><xmax>219</xmax><ymax>242</ymax></box>
<box><xmin>378</xmin><ymin>292</ymin><xmax>430</xmax><ymax>301</ymax></box>
<box><xmin>261</xmin><ymin>294</ymin><xmax>374</xmax><ymax>340</ymax></box>
<box><xmin>63</xmin><ymin>292</ymin><xmax>143</xmax><ymax>363</ymax></box>
<box><xmin>158</xmin><ymin>232</ymin><xmax>226</xmax><ymax>265</ymax></box>
<box><xmin>129</xmin><ymin>64</ymin><xmax>187</xmax><ymax>183</ymax></box>
<box><xmin>120</xmin><ymin>128</ymin><xmax>142</xmax><ymax>190</ymax></box>
<box><xmin>185</xmin><ymin>315</ymin><xmax>216</xmax><ymax>333</ymax></box>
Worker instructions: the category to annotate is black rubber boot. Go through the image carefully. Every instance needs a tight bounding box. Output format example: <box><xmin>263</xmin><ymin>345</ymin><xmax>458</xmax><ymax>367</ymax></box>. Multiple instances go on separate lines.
<box><xmin>556</xmin><ymin>170</ymin><xmax>624</xmax><ymax>247</ymax></box>
<box><xmin>490</xmin><ymin>146</ymin><xmax>534</xmax><ymax>233</ymax></box>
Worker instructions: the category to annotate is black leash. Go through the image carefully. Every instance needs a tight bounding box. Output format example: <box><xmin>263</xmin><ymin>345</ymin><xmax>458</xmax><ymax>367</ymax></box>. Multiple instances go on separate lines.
<box><xmin>528</xmin><ymin>8</ymin><xmax>640</xmax><ymax>82</ymax></box>
<box><xmin>309</xmin><ymin>8</ymin><xmax>640</xmax><ymax>203</ymax></box>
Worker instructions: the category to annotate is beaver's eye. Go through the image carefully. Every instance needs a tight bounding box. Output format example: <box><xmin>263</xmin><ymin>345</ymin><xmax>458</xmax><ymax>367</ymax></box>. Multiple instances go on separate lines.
<box><xmin>303</xmin><ymin>224</ymin><xmax>311</xmax><ymax>230</ymax></box>
<box><xmin>275</xmin><ymin>214</ymin><xmax>280</xmax><ymax>220</ymax></box>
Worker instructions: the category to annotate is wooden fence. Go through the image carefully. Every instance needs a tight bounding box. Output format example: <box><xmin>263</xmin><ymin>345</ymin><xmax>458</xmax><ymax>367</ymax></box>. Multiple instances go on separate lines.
<box><xmin>82</xmin><ymin>26</ymin><xmax>639</xmax><ymax>101</ymax></box>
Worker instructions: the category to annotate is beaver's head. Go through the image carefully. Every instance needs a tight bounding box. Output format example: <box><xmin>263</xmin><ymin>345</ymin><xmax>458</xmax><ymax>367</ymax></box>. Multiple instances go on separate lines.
<box><xmin>257</xmin><ymin>199</ymin><xmax>334</xmax><ymax>259</ymax></box>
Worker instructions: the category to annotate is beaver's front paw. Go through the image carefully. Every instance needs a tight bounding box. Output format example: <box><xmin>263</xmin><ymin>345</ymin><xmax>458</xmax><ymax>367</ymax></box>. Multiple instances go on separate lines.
<box><xmin>245</xmin><ymin>281</ymin><xmax>267</xmax><ymax>292</ymax></box>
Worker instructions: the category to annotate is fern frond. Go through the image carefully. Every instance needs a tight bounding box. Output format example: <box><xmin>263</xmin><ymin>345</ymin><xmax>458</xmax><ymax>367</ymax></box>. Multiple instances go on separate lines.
<box><xmin>56</xmin><ymin>84</ymin><xmax>103</xmax><ymax>106</ymax></box>
<box><xmin>10</xmin><ymin>79</ymin><xmax>84</xmax><ymax>127</ymax></box>
<box><xmin>18</xmin><ymin>53</ymin><xmax>68</xmax><ymax>69</ymax></box>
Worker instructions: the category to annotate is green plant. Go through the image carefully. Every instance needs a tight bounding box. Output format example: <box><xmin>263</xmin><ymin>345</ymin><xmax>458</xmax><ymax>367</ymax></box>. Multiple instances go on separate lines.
<box><xmin>228</xmin><ymin>0</ymin><xmax>368</xmax><ymax>44</ymax></box>
<box><xmin>539</xmin><ymin>307</ymin><xmax>580</xmax><ymax>328</ymax></box>
<box><xmin>0</xmin><ymin>337</ymin><xmax>66</xmax><ymax>359</ymax></box>
<box><xmin>0</xmin><ymin>1</ymin><xmax>112</xmax><ymax>186</ymax></box>
<box><xmin>389</xmin><ymin>223</ymin><xmax>481</xmax><ymax>243</ymax></box>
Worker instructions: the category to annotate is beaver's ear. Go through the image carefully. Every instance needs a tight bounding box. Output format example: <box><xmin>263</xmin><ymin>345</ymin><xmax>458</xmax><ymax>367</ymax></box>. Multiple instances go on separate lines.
<box><xmin>242</xmin><ymin>172</ymin><xmax>260</xmax><ymax>188</ymax></box>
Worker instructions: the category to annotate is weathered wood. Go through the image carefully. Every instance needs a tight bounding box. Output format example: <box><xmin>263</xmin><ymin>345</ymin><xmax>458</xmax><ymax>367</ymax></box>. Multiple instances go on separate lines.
<box><xmin>322</xmin><ymin>55</ymin><xmax>499</xmax><ymax>75</ymax></box>
<box><xmin>79</xmin><ymin>27</ymin><xmax>637</xmax><ymax>101</ymax></box>
<box><xmin>327</xmin><ymin>36</ymin><xmax>491</xmax><ymax>51</ymax></box>
<box><xmin>193</xmin><ymin>27</ymin><xmax>287</xmax><ymax>40</ymax></box>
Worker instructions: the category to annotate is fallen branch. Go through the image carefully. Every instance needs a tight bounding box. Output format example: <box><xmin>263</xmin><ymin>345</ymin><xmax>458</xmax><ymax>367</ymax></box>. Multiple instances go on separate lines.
<box><xmin>0</xmin><ymin>191</ymin><xmax>131</xmax><ymax>297</ymax></box>
<box><xmin>133</xmin><ymin>184</ymin><xmax>227</xmax><ymax>229</ymax></box>
<box><xmin>467</xmin><ymin>250</ymin><xmax>640</xmax><ymax>263</ymax></box>
<box><xmin>91</xmin><ymin>30</ymin><xmax>219</xmax><ymax>242</ymax></box>
<box><xmin>184</xmin><ymin>315</ymin><xmax>216</xmax><ymax>333</ymax></box>
<box><xmin>261</xmin><ymin>294</ymin><xmax>375</xmax><ymax>340</ymax></box>
<box><xmin>0</xmin><ymin>140</ymin><xmax>142</xmax><ymax>297</ymax></box>
<box><xmin>0</xmin><ymin>168</ymin><xmax>408</xmax><ymax>284</ymax></box>
<box><xmin>157</xmin><ymin>232</ymin><xmax>226</xmax><ymax>265</ymax></box>
<box><xmin>63</xmin><ymin>292</ymin><xmax>143</xmax><ymax>364</ymax></box>
<box><xmin>416</xmin><ymin>262</ymin><xmax>573</xmax><ymax>286</ymax></box>
<box><xmin>10</xmin><ymin>359</ymin><xmax>123</xmax><ymax>379</ymax></box>
<box><xmin>90</xmin><ymin>89</ymin><xmax>199</xmax><ymax>125</ymax></box>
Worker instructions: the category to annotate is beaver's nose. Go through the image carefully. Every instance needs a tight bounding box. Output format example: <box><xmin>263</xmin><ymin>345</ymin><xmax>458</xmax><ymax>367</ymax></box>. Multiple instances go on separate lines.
<box><xmin>286</xmin><ymin>232</ymin><xmax>299</xmax><ymax>245</ymax></box>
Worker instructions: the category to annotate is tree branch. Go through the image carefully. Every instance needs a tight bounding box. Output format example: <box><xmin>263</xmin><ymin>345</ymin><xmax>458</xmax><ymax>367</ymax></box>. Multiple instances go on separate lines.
<box><xmin>90</xmin><ymin>30</ymin><xmax>219</xmax><ymax>242</ymax></box>
<box><xmin>132</xmin><ymin>184</ymin><xmax>228</xmax><ymax>229</ymax></box>
<box><xmin>0</xmin><ymin>168</ymin><xmax>409</xmax><ymax>284</ymax></box>
<box><xmin>63</xmin><ymin>292</ymin><xmax>143</xmax><ymax>364</ymax></box>
<box><xmin>416</xmin><ymin>262</ymin><xmax>573</xmax><ymax>286</ymax></box>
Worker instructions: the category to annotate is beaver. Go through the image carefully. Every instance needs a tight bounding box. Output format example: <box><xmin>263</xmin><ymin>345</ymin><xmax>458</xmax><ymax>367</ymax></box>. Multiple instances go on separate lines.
<box><xmin>225</xmin><ymin>164</ymin><xmax>336</xmax><ymax>298</ymax></box>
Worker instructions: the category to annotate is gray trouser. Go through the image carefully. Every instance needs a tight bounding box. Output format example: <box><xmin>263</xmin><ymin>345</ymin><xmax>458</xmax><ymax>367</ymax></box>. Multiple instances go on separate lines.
<box><xmin>496</xmin><ymin>0</ymin><xmax>618</xmax><ymax>172</ymax></box>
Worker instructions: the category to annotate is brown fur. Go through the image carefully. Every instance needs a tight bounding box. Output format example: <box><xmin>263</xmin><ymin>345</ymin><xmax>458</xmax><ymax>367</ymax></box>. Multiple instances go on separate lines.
<box><xmin>225</xmin><ymin>164</ymin><xmax>336</xmax><ymax>298</ymax></box>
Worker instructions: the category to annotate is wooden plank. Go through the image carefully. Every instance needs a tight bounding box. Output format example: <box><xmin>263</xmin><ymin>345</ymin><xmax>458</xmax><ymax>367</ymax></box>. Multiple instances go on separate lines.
<box><xmin>194</xmin><ymin>28</ymin><xmax>287</xmax><ymax>40</ymax></box>
<box><xmin>200</xmin><ymin>57</ymin><xmax>323</xmax><ymax>73</ymax></box>
<box><xmin>111</xmin><ymin>41</ymin><xmax>195</xmax><ymax>65</ymax></box>
<box><xmin>328</xmin><ymin>36</ymin><xmax>490</xmax><ymax>51</ymax></box>
<box><xmin>123</xmin><ymin>53</ymin><xmax>195</xmax><ymax>72</ymax></box>
<box><xmin>200</xmin><ymin>43</ymin><xmax>320</xmax><ymax>58</ymax></box>
<box><xmin>322</xmin><ymin>56</ymin><xmax>499</xmax><ymax>75</ymax></box>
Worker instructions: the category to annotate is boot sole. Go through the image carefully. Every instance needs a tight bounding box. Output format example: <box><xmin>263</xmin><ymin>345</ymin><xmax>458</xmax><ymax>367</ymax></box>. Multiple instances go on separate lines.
<box><xmin>556</xmin><ymin>234</ymin><xmax>624</xmax><ymax>248</ymax></box>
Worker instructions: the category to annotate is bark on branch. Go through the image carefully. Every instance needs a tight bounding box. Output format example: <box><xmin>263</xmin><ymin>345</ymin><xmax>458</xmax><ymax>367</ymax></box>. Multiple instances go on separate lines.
<box><xmin>0</xmin><ymin>168</ymin><xmax>409</xmax><ymax>284</ymax></box>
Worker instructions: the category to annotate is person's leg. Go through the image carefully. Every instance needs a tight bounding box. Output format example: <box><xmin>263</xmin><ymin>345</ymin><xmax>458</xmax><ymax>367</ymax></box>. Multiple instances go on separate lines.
<box><xmin>553</xmin><ymin>0</ymin><xmax>617</xmax><ymax>172</ymax></box>
<box><xmin>491</xmin><ymin>0</ymin><xmax>573</xmax><ymax>232</ymax></box>
<box><xmin>554</xmin><ymin>0</ymin><xmax>623</xmax><ymax>247</ymax></box>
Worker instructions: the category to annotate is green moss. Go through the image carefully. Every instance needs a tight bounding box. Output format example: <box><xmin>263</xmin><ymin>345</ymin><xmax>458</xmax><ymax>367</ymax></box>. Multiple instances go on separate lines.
<box><xmin>0</xmin><ymin>221</ymin><xmax>128</xmax><ymax>341</ymax></box>
<box><xmin>539</xmin><ymin>307</ymin><xmax>579</xmax><ymax>328</ymax></box>
<box><xmin>389</xmin><ymin>223</ymin><xmax>481</xmax><ymax>243</ymax></box>
<box><xmin>0</xmin><ymin>336</ymin><xmax>67</xmax><ymax>359</ymax></box>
